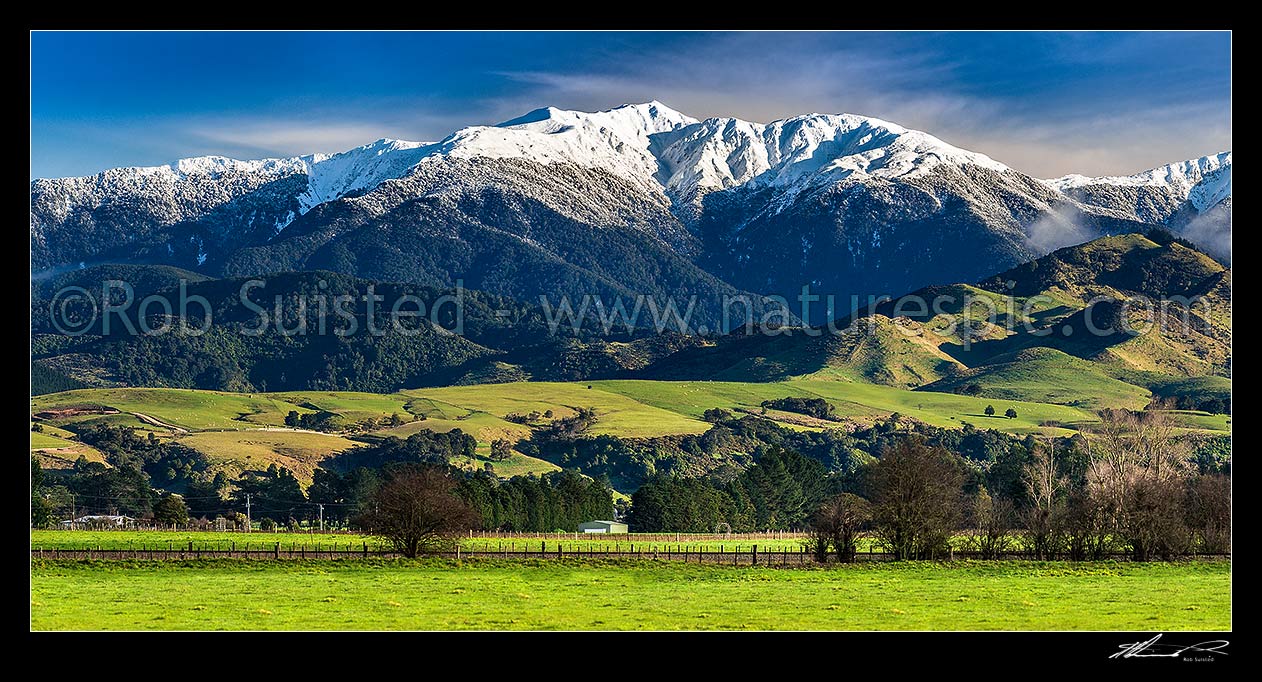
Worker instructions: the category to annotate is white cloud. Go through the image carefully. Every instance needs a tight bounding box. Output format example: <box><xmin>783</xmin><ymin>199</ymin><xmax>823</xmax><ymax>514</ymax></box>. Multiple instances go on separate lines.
<box><xmin>186</xmin><ymin>121</ymin><xmax>405</xmax><ymax>159</ymax></box>
<box><xmin>1181</xmin><ymin>207</ymin><xmax>1233</xmax><ymax>262</ymax></box>
<box><xmin>1024</xmin><ymin>206</ymin><xmax>1093</xmax><ymax>254</ymax></box>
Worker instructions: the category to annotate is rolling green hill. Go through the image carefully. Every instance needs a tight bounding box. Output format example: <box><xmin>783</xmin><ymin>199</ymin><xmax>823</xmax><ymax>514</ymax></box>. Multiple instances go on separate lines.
<box><xmin>29</xmin><ymin>233</ymin><xmax>1229</xmax><ymax>490</ymax></box>
<box><xmin>31</xmin><ymin>374</ymin><xmax>1228</xmax><ymax>488</ymax></box>
<box><xmin>636</xmin><ymin>233</ymin><xmax>1229</xmax><ymax>414</ymax></box>
<box><xmin>30</xmin><ymin>423</ymin><xmax>108</xmax><ymax>469</ymax></box>
<box><xmin>919</xmin><ymin>348</ymin><xmax>1152</xmax><ymax>410</ymax></box>
<box><xmin>32</xmin><ymin>388</ymin><xmax>320</xmax><ymax>431</ymax></box>
<box><xmin>175</xmin><ymin>430</ymin><xmax>361</xmax><ymax>484</ymax></box>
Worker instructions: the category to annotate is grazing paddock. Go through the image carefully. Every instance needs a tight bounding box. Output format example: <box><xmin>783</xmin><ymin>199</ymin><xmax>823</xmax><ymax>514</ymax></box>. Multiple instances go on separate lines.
<box><xmin>29</xmin><ymin>559</ymin><xmax>1230</xmax><ymax>631</ymax></box>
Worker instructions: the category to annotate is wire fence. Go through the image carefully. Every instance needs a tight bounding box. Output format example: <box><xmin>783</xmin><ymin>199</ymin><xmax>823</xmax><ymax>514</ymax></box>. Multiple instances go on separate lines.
<box><xmin>29</xmin><ymin>542</ymin><xmax>1232</xmax><ymax>564</ymax></box>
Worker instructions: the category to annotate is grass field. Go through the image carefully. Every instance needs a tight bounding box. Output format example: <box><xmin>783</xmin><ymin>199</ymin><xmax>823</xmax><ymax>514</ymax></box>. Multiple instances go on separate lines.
<box><xmin>31</xmin><ymin>423</ymin><xmax>79</xmax><ymax>440</ymax></box>
<box><xmin>30</xmin><ymin>431</ymin><xmax>79</xmax><ymax>449</ymax></box>
<box><xmin>921</xmin><ymin>348</ymin><xmax>1154</xmax><ymax>411</ymax></box>
<box><xmin>30</xmin><ymin>424</ymin><xmax>108</xmax><ymax>469</ymax></box>
<box><xmin>269</xmin><ymin>391</ymin><xmax>413</xmax><ymax>423</ymax></box>
<box><xmin>35</xmin><ymin>411</ymin><xmax>164</xmax><ymax>434</ymax></box>
<box><xmin>24</xmin><ymin>529</ymin><xmax>1198</xmax><ymax>554</ymax></box>
<box><xmin>174</xmin><ymin>431</ymin><xmax>362</xmax><ymax>484</ymax></box>
<box><xmin>592</xmin><ymin>379</ymin><xmax>1098</xmax><ymax>434</ymax></box>
<box><xmin>36</xmin><ymin>381</ymin><xmax>1220</xmax><ymax>443</ymax></box>
<box><xmin>399</xmin><ymin>382</ymin><xmax>711</xmax><ymax>438</ymax></box>
<box><xmin>29</xmin><ymin>559</ymin><xmax>1230</xmax><ymax>631</ymax></box>
<box><xmin>30</xmin><ymin>379</ymin><xmax>1228</xmax><ymax>484</ymax></box>
<box><xmin>32</xmin><ymin>388</ymin><xmax>318</xmax><ymax>430</ymax></box>
<box><xmin>1166</xmin><ymin>410</ymin><xmax>1232</xmax><ymax>432</ymax></box>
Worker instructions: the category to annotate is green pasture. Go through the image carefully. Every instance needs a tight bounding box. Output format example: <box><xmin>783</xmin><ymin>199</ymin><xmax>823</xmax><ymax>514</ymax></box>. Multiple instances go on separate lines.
<box><xmin>30</xmin><ymin>559</ymin><xmax>1230</xmax><ymax>631</ymax></box>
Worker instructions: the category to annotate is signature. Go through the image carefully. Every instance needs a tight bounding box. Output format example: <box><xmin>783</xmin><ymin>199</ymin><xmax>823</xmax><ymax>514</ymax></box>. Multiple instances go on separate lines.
<box><xmin>1111</xmin><ymin>634</ymin><xmax>1229</xmax><ymax>660</ymax></box>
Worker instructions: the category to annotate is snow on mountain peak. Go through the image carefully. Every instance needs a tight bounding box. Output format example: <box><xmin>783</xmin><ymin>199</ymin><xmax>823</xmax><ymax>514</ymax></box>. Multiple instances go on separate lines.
<box><xmin>29</xmin><ymin>137</ymin><xmax>440</xmax><ymax>236</ymax></box>
<box><xmin>418</xmin><ymin>103</ymin><xmax>1014</xmax><ymax>202</ymax></box>
<box><xmin>496</xmin><ymin>100</ymin><xmax>698</xmax><ymax>134</ymax></box>
<box><xmin>1046</xmin><ymin>151</ymin><xmax>1232</xmax><ymax>212</ymax></box>
<box><xmin>427</xmin><ymin>101</ymin><xmax>701</xmax><ymax>195</ymax></box>
<box><xmin>36</xmin><ymin>102</ymin><xmax>1020</xmax><ymax>213</ymax></box>
<box><xmin>295</xmin><ymin>138</ymin><xmax>434</xmax><ymax>212</ymax></box>
<box><xmin>655</xmin><ymin>111</ymin><xmax>1011</xmax><ymax>201</ymax></box>
<box><xmin>116</xmin><ymin>154</ymin><xmax>305</xmax><ymax>181</ymax></box>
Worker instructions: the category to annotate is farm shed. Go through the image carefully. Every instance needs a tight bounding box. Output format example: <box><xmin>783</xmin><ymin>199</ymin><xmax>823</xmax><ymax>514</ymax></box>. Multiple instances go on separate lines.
<box><xmin>578</xmin><ymin>520</ymin><xmax>628</xmax><ymax>534</ymax></box>
<box><xmin>59</xmin><ymin>515</ymin><xmax>135</xmax><ymax>528</ymax></box>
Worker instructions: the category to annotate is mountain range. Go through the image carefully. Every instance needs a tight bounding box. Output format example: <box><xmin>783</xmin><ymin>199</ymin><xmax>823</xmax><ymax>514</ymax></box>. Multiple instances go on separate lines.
<box><xmin>31</xmin><ymin>102</ymin><xmax>1231</xmax><ymax>322</ymax></box>
<box><xmin>30</xmin><ymin>101</ymin><xmax>1231</xmax><ymax>409</ymax></box>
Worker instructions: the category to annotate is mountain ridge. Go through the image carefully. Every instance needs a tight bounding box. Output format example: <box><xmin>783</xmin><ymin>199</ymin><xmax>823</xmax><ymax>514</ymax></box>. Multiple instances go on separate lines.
<box><xmin>31</xmin><ymin>102</ymin><xmax>1231</xmax><ymax>309</ymax></box>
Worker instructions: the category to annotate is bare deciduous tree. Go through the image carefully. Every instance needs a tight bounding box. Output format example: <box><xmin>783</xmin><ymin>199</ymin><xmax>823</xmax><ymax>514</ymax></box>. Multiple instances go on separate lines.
<box><xmin>809</xmin><ymin>493</ymin><xmax>872</xmax><ymax>563</ymax></box>
<box><xmin>1084</xmin><ymin>409</ymin><xmax>1195</xmax><ymax>561</ymax></box>
<box><xmin>1020</xmin><ymin>439</ymin><xmax>1067</xmax><ymax>559</ymax></box>
<box><xmin>1086</xmin><ymin>410</ymin><xmax>1191</xmax><ymax>504</ymax></box>
<box><xmin>870</xmin><ymin>441</ymin><xmax>964</xmax><ymax>560</ymax></box>
<box><xmin>1186</xmin><ymin>474</ymin><xmax>1231</xmax><ymax>554</ymax></box>
<box><xmin>356</xmin><ymin>465</ymin><xmax>480</xmax><ymax>558</ymax></box>
<box><xmin>1063</xmin><ymin>490</ymin><xmax>1113</xmax><ymax>561</ymax></box>
<box><xmin>964</xmin><ymin>487</ymin><xmax>1015</xmax><ymax>559</ymax></box>
<box><xmin>1121</xmin><ymin>475</ymin><xmax>1190</xmax><ymax>561</ymax></box>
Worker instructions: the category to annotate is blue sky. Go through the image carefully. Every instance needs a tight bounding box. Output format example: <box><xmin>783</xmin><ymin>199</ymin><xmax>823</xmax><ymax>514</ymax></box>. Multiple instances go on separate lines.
<box><xmin>30</xmin><ymin>31</ymin><xmax>1231</xmax><ymax>179</ymax></box>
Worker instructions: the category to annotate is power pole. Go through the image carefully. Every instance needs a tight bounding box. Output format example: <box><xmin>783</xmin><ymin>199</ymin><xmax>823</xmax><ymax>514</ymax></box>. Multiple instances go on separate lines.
<box><xmin>318</xmin><ymin>503</ymin><xmax>324</xmax><ymax>532</ymax></box>
<box><xmin>245</xmin><ymin>493</ymin><xmax>252</xmax><ymax>533</ymax></box>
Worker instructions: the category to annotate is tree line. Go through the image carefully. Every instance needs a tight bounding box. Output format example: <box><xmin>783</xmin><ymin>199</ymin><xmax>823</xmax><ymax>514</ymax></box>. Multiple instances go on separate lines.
<box><xmin>31</xmin><ymin>425</ymin><xmax>614</xmax><ymax>536</ymax></box>
<box><xmin>631</xmin><ymin>409</ymin><xmax>1229</xmax><ymax>561</ymax></box>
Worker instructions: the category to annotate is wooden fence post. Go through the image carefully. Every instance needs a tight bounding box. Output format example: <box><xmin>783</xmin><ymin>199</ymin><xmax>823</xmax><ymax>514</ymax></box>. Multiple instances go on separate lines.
<box><xmin>752</xmin><ymin>544</ymin><xmax>758</xmax><ymax>566</ymax></box>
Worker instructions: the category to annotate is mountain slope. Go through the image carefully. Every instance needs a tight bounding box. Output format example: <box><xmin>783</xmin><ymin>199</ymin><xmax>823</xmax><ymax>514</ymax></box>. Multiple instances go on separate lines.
<box><xmin>633</xmin><ymin>233</ymin><xmax>1230</xmax><ymax>408</ymax></box>
<box><xmin>30</xmin><ymin>139</ymin><xmax>439</xmax><ymax>272</ymax></box>
<box><xmin>219</xmin><ymin>156</ymin><xmax>761</xmax><ymax>328</ymax></box>
<box><xmin>927</xmin><ymin>233</ymin><xmax>1231</xmax><ymax>375</ymax></box>
<box><xmin>919</xmin><ymin>347</ymin><xmax>1153</xmax><ymax>410</ymax></box>
<box><xmin>30</xmin><ymin>265</ymin><xmax>723</xmax><ymax>393</ymax></box>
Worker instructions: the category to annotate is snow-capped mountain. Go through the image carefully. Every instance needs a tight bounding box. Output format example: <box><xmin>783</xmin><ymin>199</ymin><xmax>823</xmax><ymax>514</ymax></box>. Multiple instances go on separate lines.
<box><xmin>656</xmin><ymin>112</ymin><xmax>1008</xmax><ymax>200</ymax></box>
<box><xmin>30</xmin><ymin>138</ymin><xmax>437</xmax><ymax>270</ymax></box>
<box><xmin>432</xmin><ymin>101</ymin><xmax>697</xmax><ymax>198</ymax></box>
<box><xmin>1047</xmin><ymin>152</ymin><xmax>1231</xmax><ymax>220</ymax></box>
<box><xmin>1046</xmin><ymin>152</ymin><xmax>1232</xmax><ymax>260</ymax></box>
<box><xmin>31</xmin><ymin>102</ymin><xmax>1220</xmax><ymax>318</ymax></box>
<box><xmin>297</xmin><ymin>138</ymin><xmax>435</xmax><ymax>213</ymax></box>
